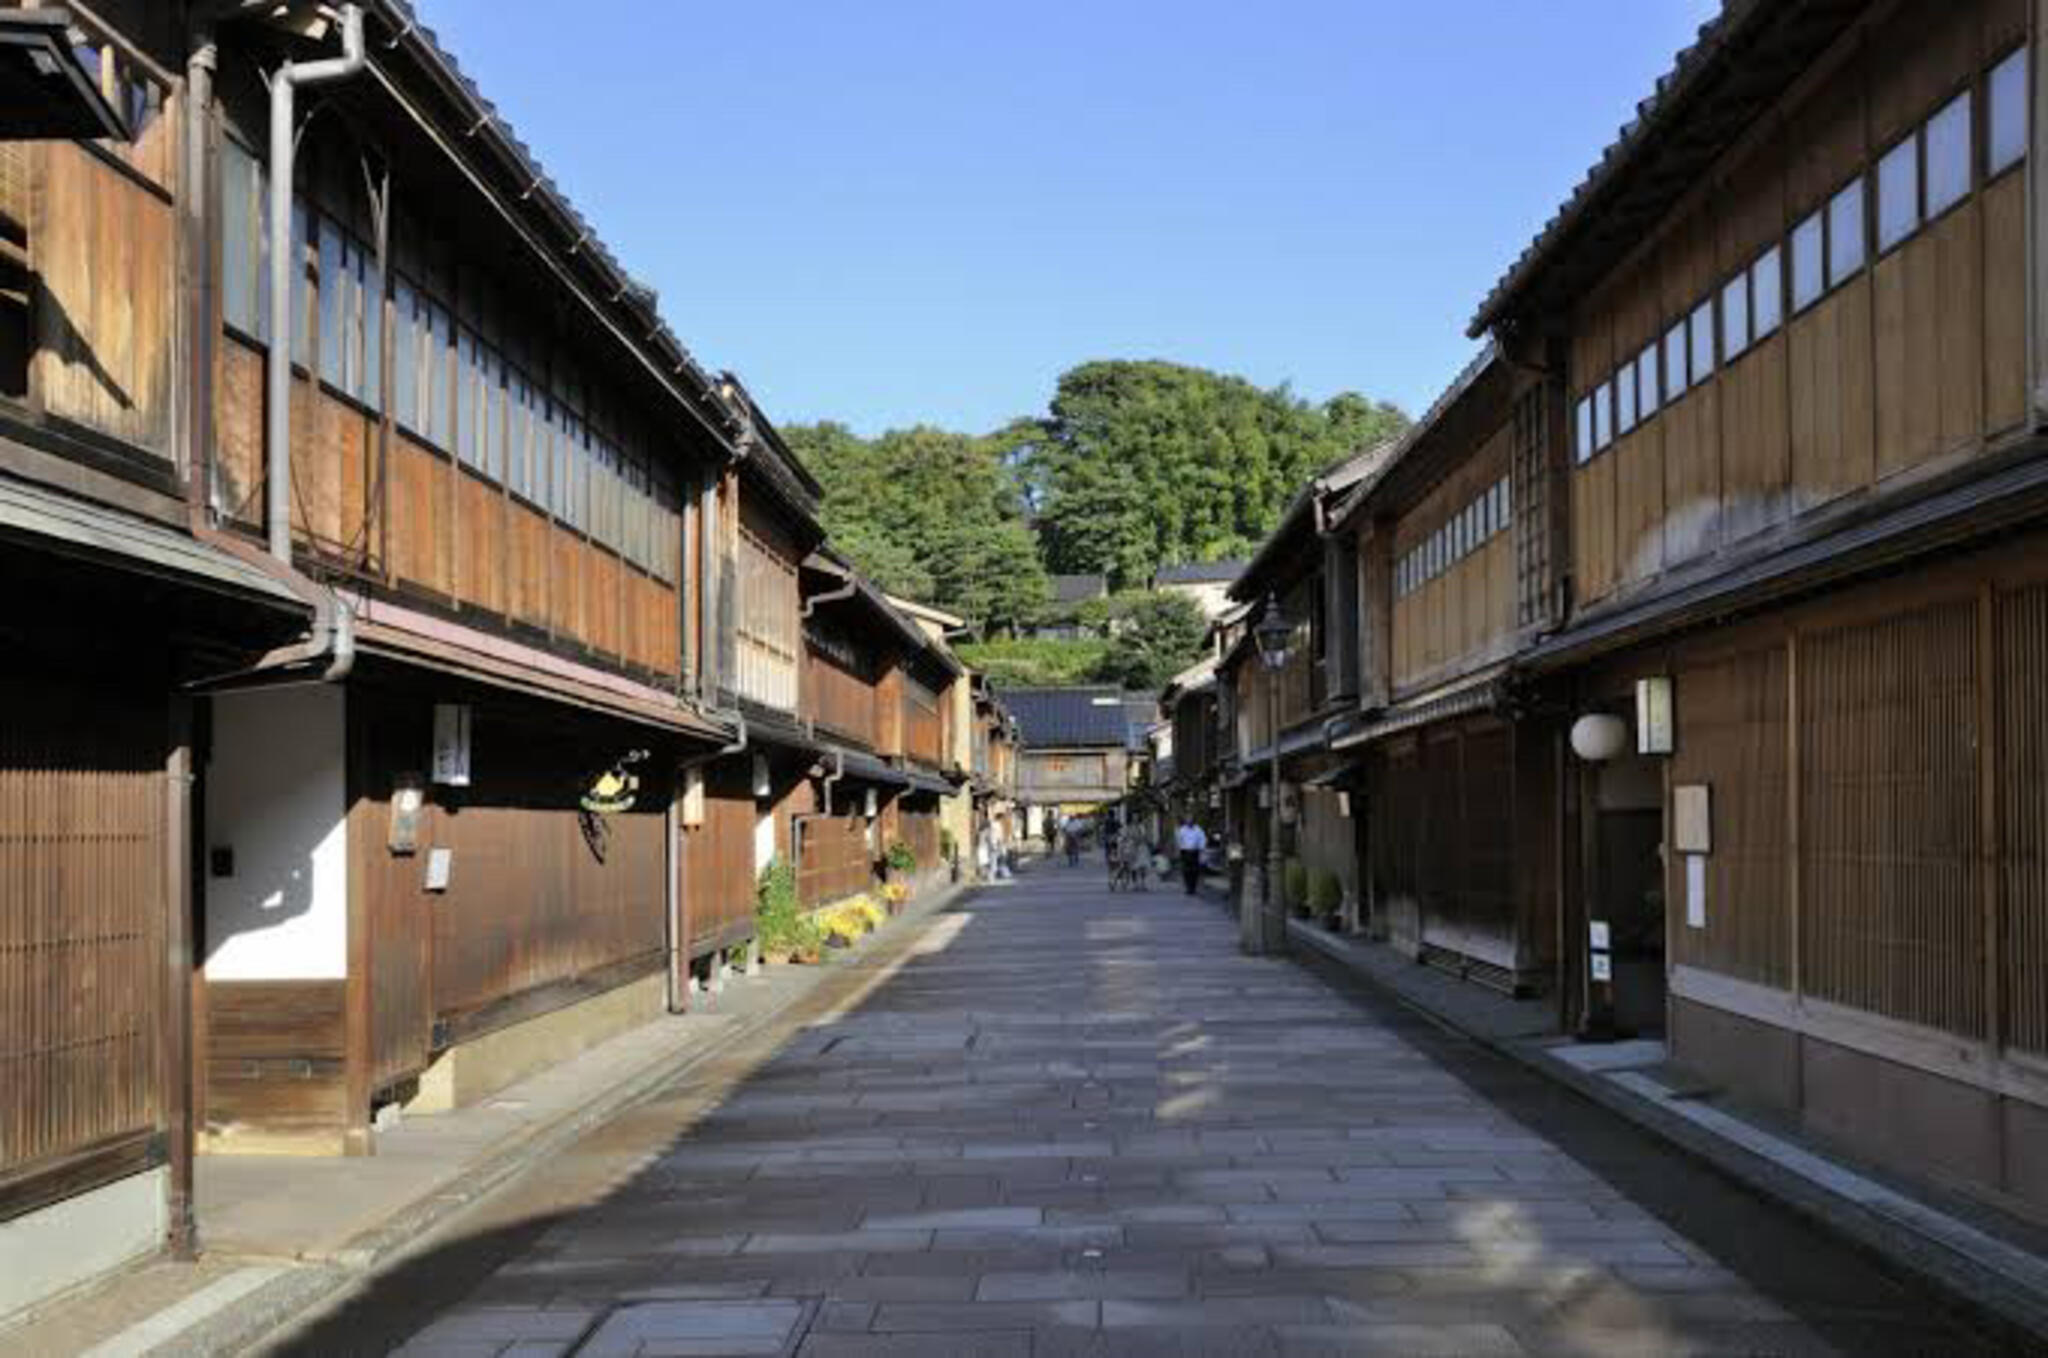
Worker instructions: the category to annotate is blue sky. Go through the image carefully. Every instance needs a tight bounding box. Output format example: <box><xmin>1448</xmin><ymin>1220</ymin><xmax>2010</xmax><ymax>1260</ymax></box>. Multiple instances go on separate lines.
<box><xmin>418</xmin><ymin>1</ymin><xmax>1720</xmax><ymax>436</ymax></box>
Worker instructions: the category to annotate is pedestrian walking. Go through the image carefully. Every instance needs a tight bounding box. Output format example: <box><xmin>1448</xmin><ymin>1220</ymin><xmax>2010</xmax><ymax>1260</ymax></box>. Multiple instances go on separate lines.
<box><xmin>1175</xmin><ymin>815</ymin><xmax>1208</xmax><ymax>895</ymax></box>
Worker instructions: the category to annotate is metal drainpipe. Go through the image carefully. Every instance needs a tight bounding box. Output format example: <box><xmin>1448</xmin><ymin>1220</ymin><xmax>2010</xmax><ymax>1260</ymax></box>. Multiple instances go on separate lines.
<box><xmin>698</xmin><ymin>472</ymin><xmax>719</xmax><ymax>699</ymax></box>
<box><xmin>268</xmin><ymin>5</ymin><xmax>365</xmax><ymax>564</ymax></box>
<box><xmin>802</xmin><ymin>572</ymin><xmax>857</xmax><ymax>619</ymax></box>
<box><xmin>179</xmin><ymin>27</ymin><xmax>353</xmax><ymax>690</ymax></box>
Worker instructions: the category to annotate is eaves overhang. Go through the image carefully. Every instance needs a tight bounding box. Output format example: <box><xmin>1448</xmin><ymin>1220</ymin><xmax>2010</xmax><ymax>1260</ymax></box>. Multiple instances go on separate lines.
<box><xmin>0</xmin><ymin>9</ymin><xmax>130</xmax><ymax>141</ymax></box>
<box><xmin>1469</xmin><ymin>0</ymin><xmax>1866</xmax><ymax>339</ymax></box>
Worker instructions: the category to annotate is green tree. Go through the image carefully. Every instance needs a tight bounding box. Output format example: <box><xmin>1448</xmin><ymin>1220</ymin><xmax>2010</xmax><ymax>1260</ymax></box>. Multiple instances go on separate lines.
<box><xmin>1090</xmin><ymin>590</ymin><xmax>1208</xmax><ymax>691</ymax></box>
<box><xmin>783</xmin><ymin>421</ymin><xmax>1049</xmax><ymax>634</ymax></box>
<box><xmin>1023</xmin><ymin>361</ymin><xmax>1407</xmax><ymax>588</ymax></box>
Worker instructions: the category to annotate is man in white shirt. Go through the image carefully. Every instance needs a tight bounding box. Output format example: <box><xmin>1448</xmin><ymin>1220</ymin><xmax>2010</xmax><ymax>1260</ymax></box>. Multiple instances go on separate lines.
<box><xmin>1175</xmin><ymin>816</ymin><xmax>1209</xmax><ymax>895</ymax></box>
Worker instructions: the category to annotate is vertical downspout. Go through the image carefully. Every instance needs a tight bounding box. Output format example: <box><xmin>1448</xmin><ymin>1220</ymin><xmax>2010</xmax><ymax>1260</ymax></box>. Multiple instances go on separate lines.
<box><xmin>267</xmin><ymin>4</ymin><xmax>365</xmax><ymax>563</ymax></box>
<box><xmin>698</xmin><ymin>471</ymin><xmax>719</xmax><ymax>699</ymax></box>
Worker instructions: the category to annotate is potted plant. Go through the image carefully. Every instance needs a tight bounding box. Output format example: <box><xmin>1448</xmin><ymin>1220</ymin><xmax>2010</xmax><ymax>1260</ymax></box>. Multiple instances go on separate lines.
<box><xmin>883</xmin><ymin>839</ymin><xmax>917</xmax><ymax>888</ymax></box>
<box><xmin>1283</xmin><ymin>857</ymin><xmax>1310</xmax><ymax>919</ymax></box>
<box><xmin>1308</xmin><ymin>869</ymin><xmax>1343</xmax><ymax>930</ymax></box>
<box><xmin>755</xmin><ymin>859</ymin><xmax>812</xmax><ymax>963</ymax></box>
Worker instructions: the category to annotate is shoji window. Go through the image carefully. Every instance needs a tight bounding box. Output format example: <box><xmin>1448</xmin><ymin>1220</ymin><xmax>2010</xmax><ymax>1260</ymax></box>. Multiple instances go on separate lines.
<box><xmin>1636</xmin><ymin>342</ymin><xmax>1660</xmax><ymax>419</ymax></box>
<box><xmin>1925</xmin><ymin>93</ymin><xmax>1970</xmax><ymax>217</ymax></box>
<box><xmin>1989</xmin><ymin>48</ymin><xmax>2028</xmax><ymax>175</ymax></box>
<box><xmin>1721</xmin><ymin>274</ymin><xmax>1750</xmax><ymax>360</ymax></box>
<box><xmin>1877</xmin><ymin>135</ymin><xmax>1919</xmax><ymax>251</ymax></box>
<box><xmin>1827</xmin><ymin>179</ymin><xmax>1865</xmax><ymax>286</ymax></box>
<box><xmin>1664</xmin><ymin>320</ymin><xmax>1689</xmax><ymax>401</ymax></box>
<box><xmin>1689</xmin><ymin>300</ymin><xmax>1715</xmax><ymax>385</ymax></box>
<box><xmin>1752</xmin><ymin>245</ymin><xmax>1782</xmax><ymax>339</ymax></box>
<box><xmin>1791</xmin><ymin>211</ymin><xmax>1824</xmax><ymax>312</ymax></box>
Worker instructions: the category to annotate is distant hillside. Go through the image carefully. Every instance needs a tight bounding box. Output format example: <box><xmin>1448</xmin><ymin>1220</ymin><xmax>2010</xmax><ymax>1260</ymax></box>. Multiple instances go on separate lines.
<box><xmin>781</xmin><ymin>360</ymin><xmax>1406</xmax><ymax>636</ymax></box>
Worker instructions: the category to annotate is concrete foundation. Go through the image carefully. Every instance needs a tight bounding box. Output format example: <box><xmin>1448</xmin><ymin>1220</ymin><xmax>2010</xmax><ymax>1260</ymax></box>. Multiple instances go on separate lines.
<box><xmin>0</xmin><ymin>1166</ymin><xmax>166</xmax><ymax>1323</ymax></box>
<box><xmin>406</xmin><ymin>972</ymin><xmax>667</xmax><ymax>1115</ymax></box>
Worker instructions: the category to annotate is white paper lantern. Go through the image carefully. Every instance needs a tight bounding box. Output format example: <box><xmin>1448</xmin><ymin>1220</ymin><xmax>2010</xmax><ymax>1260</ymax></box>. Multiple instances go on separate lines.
<box><xmin>1570</xmin><ymin>713</ymin><xmax>1629</xmax><ymax>763</ymax></box>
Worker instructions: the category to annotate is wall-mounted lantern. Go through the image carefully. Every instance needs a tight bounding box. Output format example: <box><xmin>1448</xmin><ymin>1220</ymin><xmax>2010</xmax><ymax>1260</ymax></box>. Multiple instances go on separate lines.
<box><xmin>1635</xmin><ymin>676</ymin><xmax>1675</xmax><ymax>755</ymax></box>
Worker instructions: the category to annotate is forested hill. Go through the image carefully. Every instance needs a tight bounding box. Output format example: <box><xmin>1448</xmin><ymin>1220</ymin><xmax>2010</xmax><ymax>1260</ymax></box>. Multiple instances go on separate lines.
<box><xmin>780</xmin><ymin>360</ymin><xmax>1408</xmax><ymax>635</ymax></box>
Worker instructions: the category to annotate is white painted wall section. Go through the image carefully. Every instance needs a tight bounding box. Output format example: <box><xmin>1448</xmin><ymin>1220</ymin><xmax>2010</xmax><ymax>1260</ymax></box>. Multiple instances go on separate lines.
<box><xmin>204</xmin><ymin>686</ymin><xmax>348</xmax><ymax>979</ymax></box>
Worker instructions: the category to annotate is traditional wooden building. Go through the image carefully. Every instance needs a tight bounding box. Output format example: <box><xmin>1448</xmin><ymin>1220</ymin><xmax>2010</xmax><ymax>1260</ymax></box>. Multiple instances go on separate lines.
<box><xmin>1322</xmin><ymin>349</ymin><xmax>1563</xmax><ymax>994</ymax></box>
<box><xmin>968</xmin><ymin>677</ymin><xmax>1020</xmax><ymax>861</ymax></box>
<box><xmin>1219</xmin><ymin>447</ymin><xmax>1388</xmax><ymax>927</ymax></box>
<box><xmin>1474</xmin><ymin>0</ymin><xmax>2048</xmax><ymax>1223</ymax></box>
<box><xmin>1005</xmin><ymin>685</ymin><xmax>1139</xmax><ymax>836</ymax></box>
<box><xmin>0</xmin><ymin>0</ymin><xmax>730</xmax><ymax>1301</ymax></box>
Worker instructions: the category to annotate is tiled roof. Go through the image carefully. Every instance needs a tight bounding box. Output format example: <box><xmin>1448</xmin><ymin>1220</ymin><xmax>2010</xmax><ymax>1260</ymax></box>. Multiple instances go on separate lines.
<box><xmin>368</xmin><ymin>2</ymin><xmax>744</xmax><ymax>444</ymax></box>
<box><xmin>1050</xmin><ymin>574</ymin><xmax>1109</xmax><ymax>604</ymax></box>
<box><xmin>1469</xmin><ymin>0</ymin><xmax>1863</xmax><ymax>337</ymax></box>
<box><xmin>1154</xmin><ymin>561</ymin><xmax>1246</xmax><ymax>586</ymax></box>
<box><xmin>1000</xmin><ymin>686</ymin><xmax>1132</xmax><ymax>748</ymax></box>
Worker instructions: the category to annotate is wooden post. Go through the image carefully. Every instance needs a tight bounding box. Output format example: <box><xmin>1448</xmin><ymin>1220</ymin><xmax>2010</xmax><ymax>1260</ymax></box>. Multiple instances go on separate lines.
<box><xmin>163</xmin><ymin>695</ymin><xmax>198</xmax><ymax>1259</ymax></box>
<box><xmin>1978</xmin><ymin>585</ymin><xmax>2001</xmax><ymax>1063</ymax></box>
<box><xmin>2030</xmin><ymin>0</ymin><xmax>2048</xmax><ymax>421</ymax></box>
<box><xmin>343</xmin><ymin>698</ymin><xmax>373</xmax><ymax>1157</ymax></box>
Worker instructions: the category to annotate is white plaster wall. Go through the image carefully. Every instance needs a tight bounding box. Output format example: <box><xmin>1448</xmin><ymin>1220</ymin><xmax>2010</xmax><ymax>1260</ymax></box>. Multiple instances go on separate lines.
<box><xmin>754</xmin><ymin>806</ymin><xmax>776</xmax><ymax>874</ymax></box>
<box><xmin>204</xmin><ymin>686</ymin><xmax>349</xmax><ymax>979</ymax></box>
<box><xmin>0</xmin><ymin>1166</ymin><xmax>165</xmax><ymax>1321</ymax></box>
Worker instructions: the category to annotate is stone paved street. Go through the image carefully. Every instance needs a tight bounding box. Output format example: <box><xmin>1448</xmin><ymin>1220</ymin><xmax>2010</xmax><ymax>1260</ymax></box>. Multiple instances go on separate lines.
<box><xmin>285</xmin><ymin>863</ymin><xmax>2004</xmax><ymax>1357</ymax></box>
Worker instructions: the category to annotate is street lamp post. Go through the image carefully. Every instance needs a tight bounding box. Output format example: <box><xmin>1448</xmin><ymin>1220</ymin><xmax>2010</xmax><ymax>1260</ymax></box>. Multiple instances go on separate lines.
<box><xmin>1249</xmin><ymin>595</ymin><xmax>1294</xmax><ymax>956</ymax></box>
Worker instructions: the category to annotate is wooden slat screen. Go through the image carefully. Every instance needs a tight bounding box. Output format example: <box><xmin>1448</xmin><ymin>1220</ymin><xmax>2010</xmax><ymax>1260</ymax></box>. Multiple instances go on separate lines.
<box><xmin>1512</xmin><ymin>382</ymin><xmax>1551</xmax><ymax>628</ymax></box>
<box><xmin>0</xmin><ymin>679</ymin><xmax>164</xmax><ymax>1177</ymax></box>
<box><xmin>1799</xmin><ymin>600</ymin><xmax>1983</xmax><ymax>1040</ymax></box>
<box><xmin>903</xmin><ymin>679</ymin><xmax>943</xmax><ymax>768</ymax></box>
<box><xmin>898</xmin><ymin>803</ymin><xmax>941</xmax><ymax>870</ymax></box>
<box><xmin>798</xmin><ymin>811</ymin><xmax>871</xmax><ymax>906</ymax></box>
<box><xmin>805</xmin><ymin>626</ymin><xmax>877</xmax><ymax>747</ymax></box>
<box><xmin>1670</xmin><ymin>644</ymin><xmax>1791</xmax><ymax>987</ymax></box>
<box><xmin>735</xmin><ymin>526</ymin><xmax>798</xmax><ymax>711</ymax></box>
<box><xmin>1998</xmin><ymin>583</ymin><xmax>2048</xmax><ymax>1057</ymax></box>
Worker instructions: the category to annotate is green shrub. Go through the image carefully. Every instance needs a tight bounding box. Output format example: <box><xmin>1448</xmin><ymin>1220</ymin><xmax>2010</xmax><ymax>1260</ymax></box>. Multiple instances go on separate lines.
<box><xmin>1282</xmin><ymin>857</ymin><xmax>1308</xmax><ymax>908</ymax></box>
<box><xmin>953</xmin><ymin>637</ymin><xmax>1110</xmax><ymax>687</ymax></box>
<box><xmin>756</xmin><ymin>858</ymin><xmax>807</xmax><ymax>956</ymax></box>
<box><xmin>1308</xmin><ymin>869</ymin><xmax>1342</xmax><ymax>914</ymax></box>
<box><xmin>884</xmin><ymin>839</ymin><xmax>917</xmax><ymax>873</ymax></box>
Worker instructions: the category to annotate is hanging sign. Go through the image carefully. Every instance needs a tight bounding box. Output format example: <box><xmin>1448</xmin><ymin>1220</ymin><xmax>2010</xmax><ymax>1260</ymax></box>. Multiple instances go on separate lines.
<box><xmin>431</xmin><ymin>703</ymin><xmax>472</xmax><ymax>787</ymax></box>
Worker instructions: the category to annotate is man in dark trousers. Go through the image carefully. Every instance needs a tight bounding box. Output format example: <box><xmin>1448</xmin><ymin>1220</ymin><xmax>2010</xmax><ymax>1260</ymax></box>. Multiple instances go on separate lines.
<box><xmin>1175</xmin><ymin>815</ymin><xmax>1208</xmax><ymax>895</ymax></box>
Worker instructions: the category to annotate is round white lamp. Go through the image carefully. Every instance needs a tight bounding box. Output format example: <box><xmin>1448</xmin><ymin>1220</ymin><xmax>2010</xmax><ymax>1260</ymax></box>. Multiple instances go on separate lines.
<box><xmin>1569</xmin><ymin>713</ymin><xmax>1629</xmax><ymax>763</ymax></box>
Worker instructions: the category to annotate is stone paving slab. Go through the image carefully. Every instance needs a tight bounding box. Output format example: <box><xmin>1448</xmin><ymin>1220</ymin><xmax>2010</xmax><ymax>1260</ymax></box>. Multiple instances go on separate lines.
<box><xmin>360</xmin><ymin>862</ymin><xmax>2008</xmax><ymax>1357</ymax></box>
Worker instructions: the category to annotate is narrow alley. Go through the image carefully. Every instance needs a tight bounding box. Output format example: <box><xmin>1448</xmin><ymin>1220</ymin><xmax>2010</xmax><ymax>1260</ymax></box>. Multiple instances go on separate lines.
<box><xmin>277</xmin><ymin>865</ymin><xmax>2001</xmax><ymax>1357</ymax></box>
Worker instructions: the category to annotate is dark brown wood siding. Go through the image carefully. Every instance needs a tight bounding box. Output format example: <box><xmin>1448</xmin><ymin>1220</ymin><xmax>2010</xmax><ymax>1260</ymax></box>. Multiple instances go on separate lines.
<box><xmin>682</xmin><ymin>760</ymin><xmax>758</xmax><ymax>958</ymax></box>
<box><xmin>0</xmin><ymin>677</ymin><xmax>167</xmax><ymax>1188</ymax></box>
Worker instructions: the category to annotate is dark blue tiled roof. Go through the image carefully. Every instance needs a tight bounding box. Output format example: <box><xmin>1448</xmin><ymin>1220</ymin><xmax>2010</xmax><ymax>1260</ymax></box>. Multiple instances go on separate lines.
<box><xmin>1000</xmin><ymin>686</ymin><xmax>1131</xmax><ymax>748</ymax></box>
